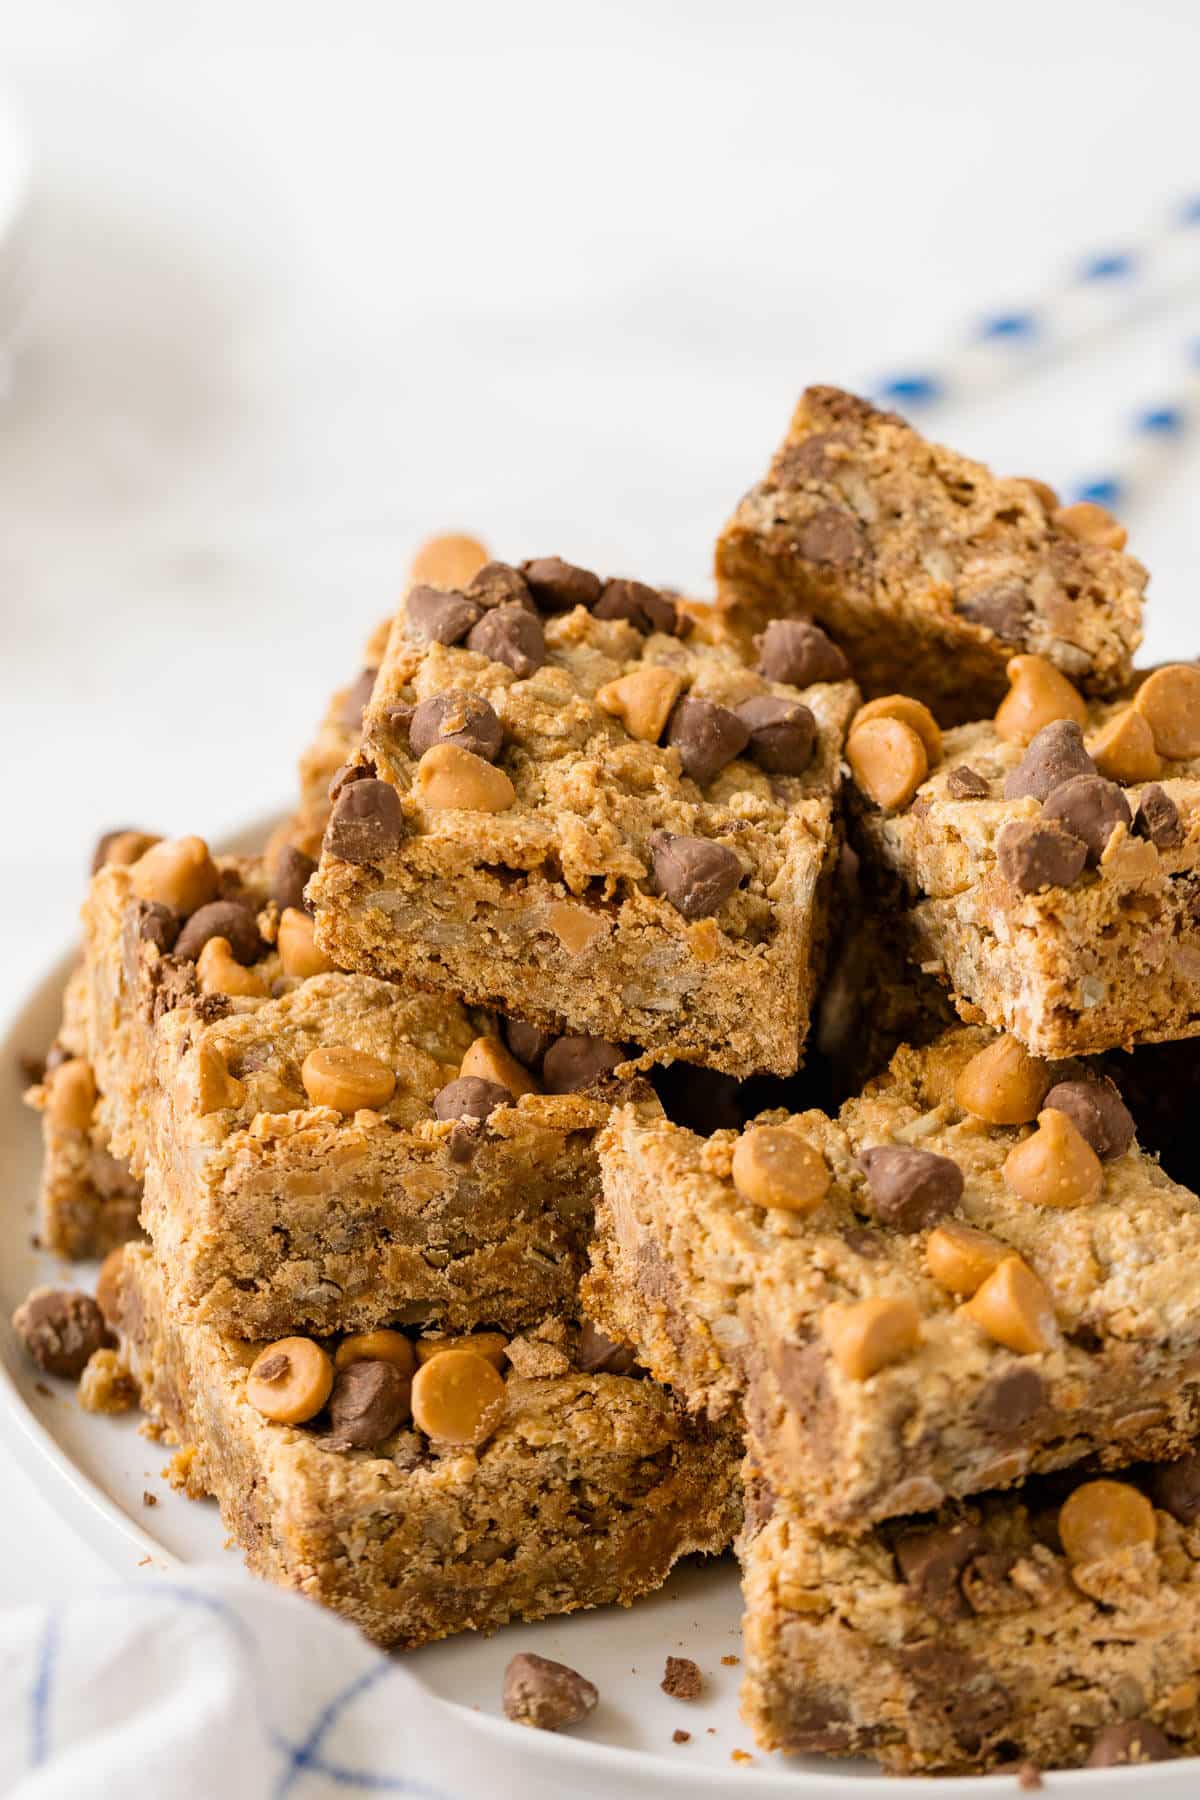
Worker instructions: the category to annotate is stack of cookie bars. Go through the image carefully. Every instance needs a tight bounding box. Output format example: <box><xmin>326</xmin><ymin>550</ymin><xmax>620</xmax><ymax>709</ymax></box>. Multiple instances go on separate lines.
<box><xmin>16</xmin><ymin>389</ymin><xmax>1200</xmax><ymax>1772</ymax></box>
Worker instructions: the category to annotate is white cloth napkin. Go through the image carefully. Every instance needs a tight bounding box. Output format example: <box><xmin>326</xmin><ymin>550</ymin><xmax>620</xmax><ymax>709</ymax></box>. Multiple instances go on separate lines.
<box><xmin>0</xmin><ymin>1567</ymin><xmax>462</xmax><ymax>1799</ymax></box>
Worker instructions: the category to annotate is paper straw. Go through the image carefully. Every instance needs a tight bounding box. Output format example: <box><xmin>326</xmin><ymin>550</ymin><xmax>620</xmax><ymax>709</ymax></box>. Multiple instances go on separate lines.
<box><xmin>868</xmin><ymin>195</ymin><xmax>1200</xmax><ymax>412</ymax></box>
<box><xmin>1066</xmin><ymin>340</ymin><xmax>1200</xmax><ymax>511</ymax></box>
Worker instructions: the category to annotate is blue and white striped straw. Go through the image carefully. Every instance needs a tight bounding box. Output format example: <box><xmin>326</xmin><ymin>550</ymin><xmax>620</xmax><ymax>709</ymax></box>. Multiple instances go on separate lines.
<box><xmin>869</xmin><ymin>195</ymin><xmax>1200</xmax><ymax>413</ymax></box>
<box><xmin>1066</xmin><ymin>339</ymin><xmax>1200</xmax><ymax>511</ymax></box>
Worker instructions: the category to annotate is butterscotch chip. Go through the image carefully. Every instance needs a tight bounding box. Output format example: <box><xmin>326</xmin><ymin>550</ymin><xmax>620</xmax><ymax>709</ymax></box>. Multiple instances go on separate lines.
<box><xmin>335</xmin><ymin>1329</ymin><xmax>416</xmax><ymax>1377</ymax></box>
<box><xmin>415</xmin><ymin>1331</ymin><xmax>508</xmax><ymax>1370</ymax></box>
<box><xmin>954</xmin><ymin>1034</ymin><xmax>1051</xmax><ymax>1125</ymax></box>
<box><xmin>301</xmin><ymin>1046</ymin><xmax>397</xmax><ymax>1113</ymax></box>
<box><xmin>46</xmin><ymin>1058</ymin><xmax>96</xmax><ymax>1132</ymax></box>
<box><xmin>925</xmin><ymin>1220</ymin><xmax>1009</xmax><ymax>1295</ymax></box>
<box><xmin>197</xmin><ymin>936</ymin><xmax>270</xmax><ymax>999</ymax></box>
<box><xmin>416</xmin><ymin>742</ymin><xmax>516</xmax><ymax>812</ymax></box>
<box><xmin>129</xmin><ymin>835</ymin><xmax>220</xmax><ymax>915</ymax></box>
<box><xmin>960</xmin><ymin>1255</ymin><xmax>1057</xmax><ymax>1353</ymax></box>
<box><xmin>1133</xmin><ymin>663</ymin><xmax>1200</xmax><ymax>760</ymax></box>
<box><xmin>246</xmin><ymin>1336</ymin><xmax>333</xmax><ymax>1424</ymax></box>
<box><xmin>823</xmin><ymin>1296</ymin><xmax>920</xmax><ymax>1380</ymax></box>
<box><xmin>596</xmin><ymin>666</ymin><xmax>685</xmax><ymax>742</ymax></box>
<box><xmin>993</xmin><ymin>656</ymin><xmax>1088</xmax><ymax>745</ymax></box>
<box><xmin>846</xmin><ymin>717</ymin><xmax>927</xmax><ymax>809</ymax></box>
<box><xmin>277</xmin><ymin>907</ymin><xmax>334</xmax><ymax>979</ymax></box>
<box><xmin>1089</xmin><ymin>708</ymin><xmax>1160</xmax><ymax>784</ymax></box>
<box><xmin>732</xmin><ymin>1126</ymin><xmax>830</xmax><ymax>1214</ymax></box>
<box><xmin>1054</xmin><ymin>500</ymin><xmax>1128</xmax><ymax>551</ymax></box>
<box><xmin>1004</xmin><ymin>1108</ymin><xmax>1104</xmax><ymax>1209</ymax></box>
<box><xmin>459</xmin><ymin>1034</ymin><xmax>539</xmax><ymax>1097</ymax></box>
<box><xmin>410</xmin><ymin>1345</ymin><xmax>507</xmax><ymax>1445</ymax></box>
<box><xmin>408</xmin><ymin>532</ymin><xmax>489</xmax><ymax>590</ymax></box>
<box><xmin>851</xmin><ymin>695</ymin><xmax>942</xmax><ymax>764</ymax></box>
<box><xmin>546</xmin><ymin>900</ymin><xmax>608</xmax><ymax>955</ymax></box>
<box><xmin>1058</xmin><ymin>1478</ymin><xmax>1156</xmax><ymax>1564</ymax></box>
<box><xmin>195</xmin><ymin>1045</ymin><xmax>245</xmax><ymax>1115</ymax></box>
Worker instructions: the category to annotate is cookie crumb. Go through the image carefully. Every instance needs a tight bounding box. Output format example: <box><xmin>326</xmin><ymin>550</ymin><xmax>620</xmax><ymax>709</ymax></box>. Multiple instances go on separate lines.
<box><xmin>662</xmin><ymin>1654</ymin><xmax>702</xmax><ymax>1699</ymax></box>
<box><xmin>673</xmin><ymin>1729</ymin><xmax>691</xmax><ymax>1745</ymax></box>
<box><xmin>34</xmin><ymin>1381</ymin><xmax>52</xmax><ymax>1398</ymax></box>
<box><xmin>720</xmin><ymin>1653</ymin><xmax>740</xmax><ymax>1666</ymax></box>
<box><xmin>731</xmin><ymin>1748</ymin><xmax>753</xmax><ymax>1764</ymax></box>
<box><xmin>142</xmin><ymin>1490</ymin><xmax>158</xmax><ymax>1508</ymax></box>
<box><xmin>1018</xmin><ymin>1765</ymin><xmax>1043</xmax><ymax>1791</ymax></box>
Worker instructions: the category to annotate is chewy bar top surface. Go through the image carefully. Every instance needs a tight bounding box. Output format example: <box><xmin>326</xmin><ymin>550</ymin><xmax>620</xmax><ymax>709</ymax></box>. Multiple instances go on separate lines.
<box><xmin>25</xmin><ymin>965</ymin><xmax>141</xmax><ymax>1258</ymax></box>
<box><xmin>309</xmin><ymin>558</ymin><xmax>858</xmax><ymax>1078</ymax></box>
<box><xmin>113</xmin><ymin>1243</ymin><xmax>741</xmax><ymax>1650</ymax></box>
<box><xmin>586</xmin><ymin>1025</ymin><xmax>1200</xmax><ymax>1531</ymax></box>
<box><xmin>715</xmin><ymin>385</ymin><xmax>1145</xmax><ymax>725</ymax></box>
<box><xmin>741</xmin><ymin>1459</ymin><xmax>1200</xmax><ymax>1773</ymax></box>
<box><xmin>83</xmin><ymin>847</ymin><xmax>614</xmax><ymax>1337</ymax></box>
<box><xmin>854</xmin><ymin>664</ymin><xmax>1200</xmax><ymax>1057</ymax></box>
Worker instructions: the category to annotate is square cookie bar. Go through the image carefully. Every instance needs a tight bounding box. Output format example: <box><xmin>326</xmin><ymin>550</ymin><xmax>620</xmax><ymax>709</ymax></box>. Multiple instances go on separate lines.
<box><xmin>83</xmin><ymin>840</ymin><xmax>621</xmax><ymax>1336</ymax></box>
<box><xmin>112</xmin><ymin>1242</ymin><xmax>741</xmax><ymax>1649</ymax></box>
<box><xmin>310</xmin><ymin>558</ymin><xmax>858</xmax><ymax>1077</ymax></box>
<box><xmin>852</xmin><ymin>660</ymin><xmax>1200</xmax><ymax>1056</ymax></box>
<box><xmin>25</xmin><ymin>966</ymin><xmax>141</xmax><ymax>1258</ymax></box>
<box><xmin>586</xmin><ymin>1025</ymin><xmax>1200</xmax><ymax>1530</ymax></box>
<box><xmin>714</xmin><ymin>385</ymin><xmax>1145</xmax><ymax>724</ymax></box>
<box><xmin>740</xmin><ymin>1458</ymin><xmax>1200</xmax><ymax>1772</ymax></box>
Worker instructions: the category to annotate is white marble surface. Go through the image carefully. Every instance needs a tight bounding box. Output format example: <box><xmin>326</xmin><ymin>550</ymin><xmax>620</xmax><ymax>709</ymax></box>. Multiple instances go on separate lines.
<box><xmin>2</xmin><ymin>0</ymin><xmax>1199</xmax><ymax>1620</ymax></box>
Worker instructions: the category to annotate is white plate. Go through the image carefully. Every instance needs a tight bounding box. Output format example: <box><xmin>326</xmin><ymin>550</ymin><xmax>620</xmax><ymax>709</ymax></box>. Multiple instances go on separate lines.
<box><xmin>0</xmin><ymin>820</ymin><xmax>1193</xmax><ymax>1797</ymax></box>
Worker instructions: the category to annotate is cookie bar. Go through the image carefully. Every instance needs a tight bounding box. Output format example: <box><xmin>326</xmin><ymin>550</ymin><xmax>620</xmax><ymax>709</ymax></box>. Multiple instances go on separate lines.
<box><xmin>309</xmin><ymin>557</ymin><xmax>858</xmax><ymax>1077</ymax></box>
<box><xmin>111</xmin><ymin>1242</ymin><xmax>741</xmax><ymax>1649</ymax></box>
<box><xmin>586</xmin><ymin>1025</ymin><xmax>1200</xmax><ymax>1530</ymax></box>
<box><xmin>741</xmin><ymin>1458</ymin><xmax>1200</xmax><ymax>1772</ymax></box>
<box><xmin>83</xmin><ymin>839</ymin><xmax>622</xmax><ymax>1336</ymax></box>
<box><xmin>25</xmin><ymin>966</ymin><xmax>141</xmax><ymax>1258</ymax></box>
<box><xmin>714</xmin><ymin>385</ymin><xmax>1145</xmax><ymax>724</ymax></box>
<box><xmin>851</xmin><ymin>661</ymin><xmax>1200</xmax><ymax>1056</ymax></box>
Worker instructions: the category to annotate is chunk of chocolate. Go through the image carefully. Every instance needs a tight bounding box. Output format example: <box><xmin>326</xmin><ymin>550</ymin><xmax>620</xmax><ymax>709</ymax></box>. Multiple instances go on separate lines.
<box><xmin>1042</xmin><ymin>774</ymin><xmax>1131</xmax><ymax>864</ymax></box>
<box><xmin>666</xmin><ymin>696</ymin><xmax>750</xmax><ymax>786</ymax></box>
<box><xmin>1042</xmin><ymin>1076</ymin><xmax>1134</xmax><ymax>1161</ymax></box>
<box><xmin>270</xmin><ymin>846</ymin><xmax>317</xmax><ymax>916</ymax></box>
<box><xmin>649</xmin><ymin>831</ymin><xmax>742</xmax><ymax>919</ymax></box>
<box><xmin>995</xmin><ymin>820</ymin><xmax>1087</xmax><ymax>893</ymax></box>
<box><xmin>946</xmin><ymin>765</ymin><xmax>989</xmax><ymax>799</ymax></box>
<box><xmin>756</xmin><ymin>617</ymin><xmax>849</xmax><ymax>686</ymax></box>
<box><xmin>324</xmin><ymin>778</ymin><xmax>404</xmax><ymax>866</ymax></box>
<box><xmin>174</xmin><ymin>900</ymin><xmax>264</xmax><ymax>966</ymax></box>
<box><xmin>1133</xmin><ymin>783</ymin><xmax>1184</xmax><ymax>850</ymax></box>
<box><xmin>1003</xmin><ymin>721</ymin><xmax>1096</xmax><ymax>803</ymax></box>
<box><xmin>542</xmin><ymin>1036</ymin><xmax>625</xmax><ymax>1093</ymax></box>
<box><xmin>736</xmin><ymin>695</ymin><xmax>817</xmax><ymax>774</ymax></box>
<box><xmin>326</xmin><ymin>1359</ymin><xmax>410</xmax><ymax>1448</ymax></box>
<box><xmin>405</xmin><ymin>584</ymin><xmax>482</xmax><ymax>645</ymax></box>
<box><xmin>502</xmin><ymin>1652</ymin><xmax>598</xmax><ymax>1731</ymax></box>
<box><xmin>465</xmin><ymin>603</ymin><xmax>546</xmax><ymax>678</ymax></box>
<box><xmin>408</xmin><ymin>691</ymin><xmax>504</xmax><ymax>762</ymax></box>
<box><xmin>859</xmin><ymin>1144</ymin><xmax>963</xmax><ymax>1232</ymax></box>
<box><xmin>593</xmin><ymin>577</ymin><xmax>678</xmax><ymax>634</ymax></box>
<box><xmin>520</xmin><ymin>557</ymin><xmax>602</xmax><ymax>613</ymax></box>
<box><xmin>12</xmin><ymin>1288</ymin><xmax>109</xmax><ymax>1380</ymax></box>
<box><xmin>431</xmin><ymin>1077</ymin><xmax>512</xmax><ymax>1123</ymax></box>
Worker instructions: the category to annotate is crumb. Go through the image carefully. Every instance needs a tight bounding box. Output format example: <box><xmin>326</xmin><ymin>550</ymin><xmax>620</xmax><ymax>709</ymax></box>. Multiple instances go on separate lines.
<box><xmin>1018</xmin><ymin>1765</ymin><xmax>1043</xmax><ymax>1791</ymax></box>
<box><xmin>707</xmin><ymin>1727</ymin><xmax>717</xmax><ymax>1736</ymax></box>
<box><xmin>731</xmin><ymin>1748</ymin><xmax>753</xmax><ymax>1765</ymax></box>
<box><xmin>34</xmin><ymin>1381</ymin><xmax>52</xmax><ymax>1398</ymax></box>
<box><xmin>672</xmin><ymin>1729</ymin><xmax>691</xmax><ymax>1745</ymax></box>
<box><xmin>78</xmin><ymin>1348</ymin><xmax>136</xmax><ymax>1415</ymax></box>
<box><xmin>142</xmin><ymin>1490</ymin><xmax>157</xmax><ymax>1508</ymax></box>
<box><xmin>137</xmin><ymin>1555</ymin><xmax>152</xmax><ymax>1567</ymax></box>
<box><xmin>721</xmin><ymin>1654</ymin><xmax>740</xmax><ymax>1666</ymax></box>
<box><xmin>662</xmin><ymin>1655</ymin><xmax>702</xmax><ymax>1699</ymax></box>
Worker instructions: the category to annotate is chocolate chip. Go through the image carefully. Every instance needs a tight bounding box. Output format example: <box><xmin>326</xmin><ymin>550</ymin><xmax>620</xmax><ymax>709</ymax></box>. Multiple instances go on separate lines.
<box><xmin>1086</xmin><ymin>1721</ymin><xmax>1173</xmax><ymax>1767</ymax></box>
<box><xmin>593</xmin><ymin>578</ymin><xmax>678</xmax><ymax>635</ymax></box>
<box><xmin>947</xmin><ymin>765</ymin><xmax>989</xmax><ymax>799</ymax></box>
<box><xmin>736</xmin><ymin>696</ymin><xmax>817</xmax><ymax>774</ymax></box>
<box><xmin>666</xmin><ymin>696</ymin><xmax>750</xmax><ymax>786</ymax></box>
<box><xmin>339</xmin><ymin>667</ymin><xmax>377</xmax><ymax>732</ymax></box>
<box><xmin>520</xmin><ymin>556</ymin><xmax>602</xmax><ymax>613</ymax></box>
<box><xmin>466</xmin><ymin>562</ymin><xmax>535</xmax><ymax>610</ymax></box>
<box><xmin>1042</xmin><ymin>774</ymin><xmax>1131</xmax><ymax>864</ymax></box>
<box><xmin>326</xmin><ymin>1360</ymin><xmax>410</xmax><ymax>1448</ymax></box>
<box><xmin>755</xmin><ymin>617</ymin><xmax>849</xmax><ymax>686</ymax></box>
<box><xmin>500</xmin><ymin>1020</ymin><xmax>552</xmax><ymax>1073</ymax></box>
<box><xmin>137</xmin><ymin>901</ymin><xmax>180</xmax><ymax>954</ymax></box>
<box><xmin>432</xmin><ymin>1076</ymin><xmax>512</xmax><ymax>1123</ymax></box>
<box><xmin>772</xmin><ymin>431</ymin><xmax>848</xmax><ymax>485</ymax></box>
<box><xmin>270</xmin><ymin>845</ymin><xmax>317</xmax><ymax>915</ymax></box>
<box><xmin>542</xmin><ymin>1036</ymin><xmax>625</xmax><ymax>1093</ymax></box>
<box><xmin>1149</xmin><ymin>1452</ymin><xmax>1200</xmax><ymax>1525</ymax></box>
<box><xmin>996</xmin><ymin>820</ymin><xmax>1087</xmax><ymax>893</ymax></box>
<box><xmin>1003</xmin><ymin>721</ymin><xmax>1097</xmax><ymax>803</ymax></box>
<box><xmin>797</xmin><ymin>505</ymin><xmax>864</xmax><ymax>566</ymax></box>
<box><xmin>12</xmin><ymin>1288</ymin><xmax>109</xmax><ymax>1379</ymax></box>
<box><xmin>957</xmin><ymin>580</ymin><xmax>1031</xmax><ymax>643</ymax></box>
<box><xmin>859</xmin><ymin>1144</ymin><xmax>963</xmax><ymax>1232</ymax></box>
<box><xmin>976</xmin><ymin>1365</ymin><xmax>1044</xmax><ymax>1433</ymax></box>
<box><xmin>327</xmin><ymin>760</ymin><xmax>371</xmax><ymax>804</ymax></box>
<box><xmin>1042</xmin><ymin>1076</ymin><xmax>1134</xmax><ymax>1160</ymax></box>
<box><xmin>649</xmin><ymin>831</ymin><xmax>741</xmax><ymax>919</ymax></box>
<box><xmin>408</xmin><ymin>691</ymin><xmax>504</xmax><ymax>762</ymax></box>
<box><xmin>1133</xmin><ymin>783</ymin><xmax>1184</xmax><ymax>850</ymax></box>
<box><xmin>898</xmin><ymin>1644</ymin><xmax>1013</xmax><ymax>1753</ymax></box>
<box><xmin>502</xmin><ymin>1652</ymin><xmax>599</xmax><ymax>1731</ymax></box>
<box><xmin>661</xmin><ymin>1656</ymin><xmax>702</xmax><ymax>1700</ymax></box>
<box><xmin>405</xmin><ymin>584</ymin><xmax>483</xmax><ymax>645</ymax></box>
<box><xmin>174</xmin><ymin>900</ymin><xmax>264</xmax><ymax>966</ymax></box>
<box><xmin>576</xmin><ymin>1320</ymin><xmax>637</xmax><ymax>1375</ymax></box>
<box><xmin>324</xmin><ymin>778</ymin><xmax>404</xmax><ymax>866</ymax></box>
<box><xmin>465</xmin><ymin>603</ymin><xmax>546</xmax><ymax>677</ymax></box>
<box><xmin>893</xmin><ymin>1523</ymin><xmax>984</xmax><ymax>1620</ymax></box>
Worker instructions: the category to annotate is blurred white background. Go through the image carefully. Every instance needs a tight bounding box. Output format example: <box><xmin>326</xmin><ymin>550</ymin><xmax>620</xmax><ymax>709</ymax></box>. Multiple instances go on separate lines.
<box><xmin>1</xmin><ymin>0</ymin><xmax>1199</xmax><ymax>1599</ymax></box>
